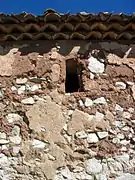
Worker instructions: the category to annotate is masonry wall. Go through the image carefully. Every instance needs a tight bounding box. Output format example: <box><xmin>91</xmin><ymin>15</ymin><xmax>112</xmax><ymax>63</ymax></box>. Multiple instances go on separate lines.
<box><xmin>0</xmin><ymin>41</ymin><xmax>135</xmax><ymax>180</ymax></box>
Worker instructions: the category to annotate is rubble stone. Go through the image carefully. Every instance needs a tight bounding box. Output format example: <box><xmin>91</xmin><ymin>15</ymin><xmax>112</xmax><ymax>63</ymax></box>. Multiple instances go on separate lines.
<box><xmin>87</xmin><ymin>133</ymin><xmax>99</xmax><ymax>143</ymax></box>
<box><xmin>85</xmin><ymin>158</ymin><xmax>102</xmax><ymax>174</ymax></box>
<box><xmin>88</xmin><ymin>56</ymin><xmax>105</xmax><ymax>74</ymax></box>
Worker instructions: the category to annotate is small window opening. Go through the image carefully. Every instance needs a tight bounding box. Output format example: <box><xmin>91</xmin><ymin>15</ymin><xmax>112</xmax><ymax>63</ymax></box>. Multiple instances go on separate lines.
<box><xmin>65</xmin><ymin>59</ymin><xmax>82</xmax><ymax>93</ymax></box>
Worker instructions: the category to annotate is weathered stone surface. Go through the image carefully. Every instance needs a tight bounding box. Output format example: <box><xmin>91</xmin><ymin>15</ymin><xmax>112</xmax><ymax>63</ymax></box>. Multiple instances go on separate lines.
<box><xmin>16</xmin><ymin>78</ymin><xmax>27</xmax><ymax>85</ymax></box>
<box><xmin>21</xmin><ymin>97</ymin><xmax>35</xmax><ymax>105</ymax></box>
<box><xmin>0</xmin><ymin>48</ymin><xmax>16</xmax><ymax>76</ymax></box>
<box><xmin>93</xmin><ymin>97</ymin><xmax>107</xmax><ymax>104</ymax></box>
<box><xmin>68</xmin><ymin>109</ymin><xmax>93</xmax><ymax>135</ymax></box>
<box><xmin>84</xmin><ymin>98</ymin><xmax>93</xmax><ymax>107</ymax></box>
<box><xmin>85</xmin><ymin>158</ymin><xmax>102</xmax><ymax>174</ymax></box>
<box><xmin>51</xmin><ymin>64</ymin><xmax>60</xmax><ymax>82</ymax></box>
<box><xmin>26</xmin><ymin>96</ymin><xmax>65</xmax><ymax>143</ymax></box>
<box><xmin>131</xmin><ymin>84</ymin><xmax>135</xmax><ymax>100</ymax></box>
<box><xmin>116</xmin><ymin>173</ymin><xmax>135</xmax><ymax>180</ymax></box>
<box><xmin>6</xmin><ymin>113</ymin><xmax>23</xmax><ymax>123</ymax></box>
<box><xmin>88</xmin><ymin>56</ymin><xmax>105</xmax><ymax>74</ymax></box>
<box><xmin>97</xmin><ymin>132</ymin><xmax>108</xmax><ymax>139</ymax></box>
<box><xmin>12</xmin><ymin>55</ymin><xmax>34</xmax><ymax>76</ymax></box>
<box><xmin>116</xmin><ymin>82</ymin><xmax>126</xmax><ymax>89</ymax></box>
<box><xmin>87</xmin><ymin>133</ymin><xmax>99</xmax><ymax>143</ymax></box>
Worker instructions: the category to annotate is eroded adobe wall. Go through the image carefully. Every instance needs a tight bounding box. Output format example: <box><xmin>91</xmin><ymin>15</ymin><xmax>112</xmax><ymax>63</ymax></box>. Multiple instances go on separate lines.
<box><xmin>0</xmin><ymin>41</ymin><xmax>135</xmax><ymax>180</ymax></box>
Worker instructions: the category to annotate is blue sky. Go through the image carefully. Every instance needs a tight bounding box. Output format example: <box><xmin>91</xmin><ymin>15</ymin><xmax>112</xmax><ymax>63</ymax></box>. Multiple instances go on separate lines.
<box><xmin>1</xmin><ymin>0</ymin><xmax>135</xmax><ymax>15</ymax></box>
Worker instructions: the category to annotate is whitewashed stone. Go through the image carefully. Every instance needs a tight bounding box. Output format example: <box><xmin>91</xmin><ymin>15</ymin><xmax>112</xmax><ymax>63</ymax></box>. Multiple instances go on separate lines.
<box><xmin>88</xmin><ymin>56</ymin><xmax>105</xmax><ymax>74</ymax></box>
<box><xmin>79</xmin><ymin>100</ymin><xmax>84</xmax><ymax>107</ymax></box>
<box><xmin>75</xmin><ymin>131</ymin><xmax>87</xmax><ymax>139</ymax></box>
<box><xmin>0</xmin><ymin>132</ymin><xmax>6</xmax><ymax>139</ymax></box>
<box><xmin>117</xmin><ymin>133</ymin><xmax>125</xmax><ymax>140</ymax></box>
<box><xmin>68</xmin><ymin>110</ymin><xmax>73</xmax><ymax>116</ymax></box>
<box><xmin>115</xmin><ymin>82</ymin><xmax>126</xmax><ymax>89</ymax></box>
<box><xmin>12</xmin><ymin>125</ymin><xmax>21</xmax><ymax>136</ymax></box>
<box><xmin>93</xmin><ymin>97</ymin><xmax>107</xmax><ymax>104</ymax></box>
<box><xmin>0</xmin><ymin>140</ymin><xmax>9</xmax><ymax>145</ymax></box>
<box><xmin>115</xmin><ymin>104</ymin><xmax>124</xmax><ymax>112</ymax></box>
<box><xmin>21</xmin><ymin>97</ymin><xmax>35</xmax><ymax>105</ymax></box>
<box><xmin>32</xmin><ymin>139</ymin><xmax>46</xmax><ymax>149</ymax></box>
<box><xmin>31</xmin><ymin>84</ymin><xmax>41</xmax><ymax>91</ymax></box>
<box><xmin>87</xmin><ymin>133</ymin><xmax>99</xmax><ymax>143</ymax></box>
<box><xmin>17</xmin><ymin>85</ymin><xmax>26</xmax><ymax>94</ymax></box>
<box><xmin>84</xmin><ymin>98</ymin><xmax>93</xmax><ymax>107</ymax></box>
<box><xmin>9</xmin><ymin>136</ymin><xmax>21</xmax><ymax>145</ymax></box>
<box><xmin>90</xmin><ymin>72</ymin><xmax>94</xmax><ymax>79</ymax></box>
<box><xmin>94</xmin><ymin>111</ymin><xmax>104</xmax><ymax>121</ymax></box>
<box><xmin>85</xmin><ymin>158</ymin><xmax>102</xmax><ymax>174</ymax></box>
<box><xmin>12</xmin><ymin>146</ymin><xmax>20</xmax><ymax>154</ymax></box>
<box><xmin>128</xmin><ymin>107</ymin><xmax>134</xmax><ymax>113</ymax></box>
<box><xmin>1</xmin><ymin>145</ymin><xmax>8</xmax><ymax>150</ymax></box>
<box><xmin>116</xmin><ymin>173</ymin><xmax>135</xmax><ymax>180</ymax></box>
<box><xmin>112</xmin><ymin>138</ymin><xmax>120</xmax><ymax>144</ymax></box>
<box><xmin>123</xmin><ymin>111</ymin><xmax>131</xmax><ymax>119</ymax></box>
<box><xmin>120</xmin><ymin>140</ymin><xmax>130</xmax><ymax>145</ymax></box>
<box><xmin>16</xmin><ymin>78</ymin><xmax>27</xmax><ymax>84</ymax></box>
<box><xmin>95</xmin><ymin>173</ymin><xmax>107</xmax><ymax>180</ymax></box>
<box><xmin>11</xmin><ymin>86</ymin><xmax>17</xmax><ymax>92</ymax></box>
<box><xmin>115</xmin><ymin>154</ymin><xmax>130</xmax><ymax>163</ymax></box>
<box><xmin>97</xmin><ymin>132</ymin><xmax>108</xmax><ymax>139</ymax></box>
<box><xmin>6</xmin><ymin>113</ymin><xmax>23</xmax><ymax>123</ymax></box>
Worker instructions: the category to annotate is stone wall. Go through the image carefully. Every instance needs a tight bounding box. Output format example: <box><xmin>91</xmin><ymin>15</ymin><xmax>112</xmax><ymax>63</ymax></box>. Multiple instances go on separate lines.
<box><xmin>0</xmin><ymin>41</ymin><xmax>135</xmax><ymax>180</ymax></box>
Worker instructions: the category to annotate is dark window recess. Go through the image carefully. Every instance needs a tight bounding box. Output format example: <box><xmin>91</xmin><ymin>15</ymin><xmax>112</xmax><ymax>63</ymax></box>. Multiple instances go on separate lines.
<box><xmin>65</xmin><ymin>60</ymin><xmax>83</xmax><ymax>93</ymax></box>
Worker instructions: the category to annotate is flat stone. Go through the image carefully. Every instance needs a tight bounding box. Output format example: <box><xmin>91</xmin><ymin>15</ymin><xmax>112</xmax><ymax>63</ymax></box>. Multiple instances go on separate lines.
<box><xmin>97</xmin><ymin>132</ymin><xmax>108</xmax><ymax>139</ymax></box>
<box><xmin>115</xmin><ymin>154</ymin><xmax>130</xmax><ymax>164</ymax></box>
<box><xmin>116</xmin><ymin>173</ymin><xmax>135</xmax><ymax>180</ymax></box>
<box><xmin>115</xmin><ymin>104</ymin><xmax>124</xmax><ymax>112</ymax></box>
<box><xmin>32</xmin><ymin>139</ymin><xmax>47</xmax><ymax>149</ymax></box>
<box><xmin>84</xmin><ymin>98</ymin><xmax>93</xmax><ymax>107</ymax></box>
<box><xmin>93</xmin><ymin>97</ymin><xmax>107</xmax><ymax>104</ymax></box>
<box><xmin>68</xmin><ymin>109</ymin><xmax>93</xmax><ymax>135</ymax></box>
<box><xmin>87</xmin><ymin>133</ymin><xmax>99</xmax><ymax>143</ymax></box>
<box><xmin>21</xmin><ymin>97</ymin><xmax>35</xmax><ymax>105</ymax></box>
<box><xmin>88</xmin><ymin>56</ymin><xmax>105</xmax><ymax>74</ymax></box>
<box><xmin>85</xmin><ymin>158</ymin><xmax>102</xmax><ymax>174</ymax></box>
<box><xmin>16</xmin><ymin>78</ymin><xmax>27</xmax><ymax>84</ymax></box>
<box><xmin>26</xmin><ymin>97</ymin><xmax>65</xmax><ymax>143</ymax></box>
<box><xmin>0</xmin><ymin>139</ymin><xmax>9</xmax><ymax>145</ymax></box>
<box><xmin>75</xmin><ymin>131</ymin><xmax>87</xmax><ymax>139</ymax></box>
<box><xmin>115</xmin><ymin>82</ymin><xmax>126</xmax><ymax>89</ymax></box>
<box><xmin>94</xmin><ymin>111</ymin><xmax>104</xmax><ymax>121</ymax></box>
<box><xmin>6</xmin><ymin>113</ymin><xmax>23</xmax><ymax>123</ymax></box>
<box><xmin>120</xmin><ymin>140</ymin><xmax>130</xmax><ymax>145</ymax></box>
<box><xmin>31</xmin><ymin>84</ymin><xmax>41</xmax><ymax>91</ymax></box>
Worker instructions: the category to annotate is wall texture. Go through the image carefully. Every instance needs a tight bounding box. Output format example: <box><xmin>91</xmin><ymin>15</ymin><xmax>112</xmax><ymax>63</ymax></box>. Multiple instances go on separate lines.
<box><xmin>0</xmin><ymin>40</ymin><xmax>135</xmax><ymax>180</ymax></box>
